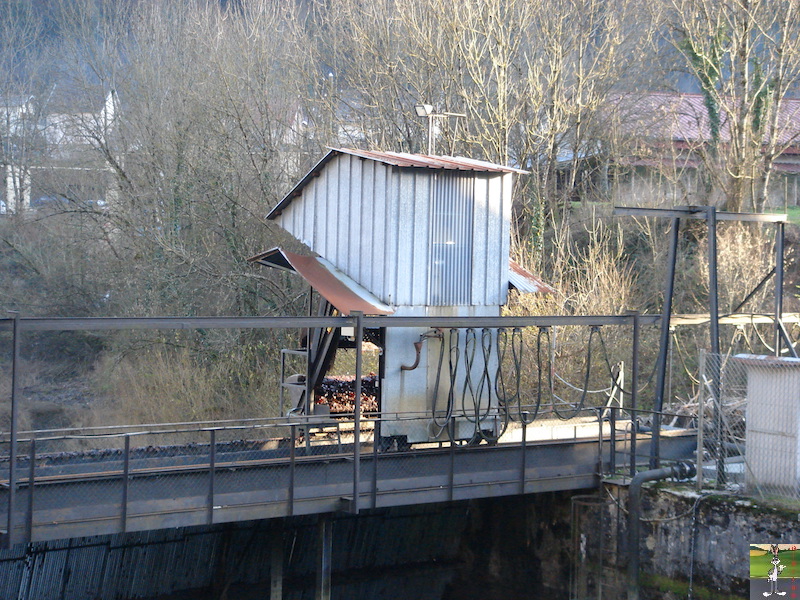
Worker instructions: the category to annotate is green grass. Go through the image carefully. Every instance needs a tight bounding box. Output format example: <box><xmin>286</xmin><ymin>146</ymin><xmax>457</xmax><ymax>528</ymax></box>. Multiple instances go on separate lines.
<box><xmin>641</xmin><ymin>573</ymin><xmax>745</xmax><ymax>600</ymax></box>
<box><xmin>768</xmin><ymin>205</ymin><xmax>800</xmax><ymax>225</ymax></box>
<box><xmin>751</xmin><ymin>548</ymin><xmax>800</xmax><ymax>578</ymax></box>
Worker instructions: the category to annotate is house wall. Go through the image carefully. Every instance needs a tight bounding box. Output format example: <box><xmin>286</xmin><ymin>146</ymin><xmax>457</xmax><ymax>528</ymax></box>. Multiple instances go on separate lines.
<box><xmin>768</xmin><ymin>173</ymin><xmax>800</xmax><ymax>209</ymax></box>
<box><xmin>275</xmin><ymin>153</ymin><xmax>512</xmax><ymax>308</ymax></box>
<box><xmin>611</xmin><ymin>166</ymin><xmax>704</xmax><ymax>207</ymax></box>
<box><xmin>1</xmin><ymin>164</ymin><xmax>31</xmax><ymax>214</ymax></box>
<box><xmin>611</xmin><ymin>165</ymin><xmax>800</xmax><ymax>210</ymax></box>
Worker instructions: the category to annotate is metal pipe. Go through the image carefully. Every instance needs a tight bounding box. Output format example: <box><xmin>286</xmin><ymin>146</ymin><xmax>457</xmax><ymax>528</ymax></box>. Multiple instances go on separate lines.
<box><xmin>652</xmin><ymin>218</ymin><xmax>680</xmax><ymax>469</ymax></box>
<box><xmin>400</xmin><ymin>341</ymin><xmax>424</xmax><ymax>371</ymax></box>
<box><xmin>627</xmin><ymin>461</ymin><xmax>696</xmax><ymax>600</ymax></box>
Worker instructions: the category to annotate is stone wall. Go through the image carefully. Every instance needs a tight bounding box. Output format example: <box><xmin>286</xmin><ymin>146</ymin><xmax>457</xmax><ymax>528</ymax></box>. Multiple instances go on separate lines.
<box><xmin>605</xmin><ymin>482</ymin><xmax>800</xmax><ymax>598</ymax></box>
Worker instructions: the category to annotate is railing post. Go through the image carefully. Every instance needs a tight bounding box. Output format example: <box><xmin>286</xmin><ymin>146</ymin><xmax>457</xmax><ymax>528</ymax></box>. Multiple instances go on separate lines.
<box><xmin>352</xmin><ymin>311</ymin><xmax>363</xmax><ymax>514</ymax></box>
<box><xmin>697</xmin><ymin>350</ymin><xmax>706</xmax><ymax>492</ymax></box>
<box><xmin>630</xmin><ymin>311</ymin><xmax>640</xmax><ymax>477</ymax></box>
<box><xmin>372</xmin><ymin>417</ymin><xmax>379</xmax><ymax>509</ymax></box>
<box><xmin>597</xmin><ymin>407</ymin><xmax>604</xmax><ymax>475</ymax></box>
<box><xmin>448</xmin><ymin>419</ymin><xmax>455</xmax><ymax>502</ymax></box>
<box><xmin>7</xmin><ymin>311</ymin><xmax>21</xmax><ymax>548</ymax></box>
<box><xmin>609</xmin><ymin>406</ymin><xmax>617</xmax><ymax>475</ymax></box>
<box><xmin>208</xmin><ymin>429</ymin><xmax>216</xmax><ymax>525</ymax></box>
<box><xmin>519</xmin><ymin>414</ymin><xmax>527</xmax><ymax>495</ymax></box>
<box><xmin>122</xmin><ymin>435</ymin><xmax>130</xmax><ymax>533</ymax></box>
<box><xmin>26</xmin><ymin>438</ymin><xmax>35</xmax><ymax>544</ymax></box>
<box><xmin>289</xmin><ymin>425</ymin><xmax>296</xmax><ymax>517</ymax></box>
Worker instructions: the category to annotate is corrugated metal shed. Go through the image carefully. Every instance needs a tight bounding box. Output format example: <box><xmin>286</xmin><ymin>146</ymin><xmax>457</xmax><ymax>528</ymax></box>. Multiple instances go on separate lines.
<box><xmin>266</xmin><ymin>149</ymin><xmax>524</xmax><ymax>308</ymax></box>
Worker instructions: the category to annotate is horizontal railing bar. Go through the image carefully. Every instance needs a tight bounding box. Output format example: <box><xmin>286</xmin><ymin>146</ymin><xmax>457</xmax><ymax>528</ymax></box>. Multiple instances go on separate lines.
<box><xmin>0</xmin><ymin>316</ymin><xmax>353</xmax><ymax>332</ymax></box>
<box><xmin>614</xmin><ymin>206</ymin><xmax>787</xmax><ymax>223</ymax></box>
<box><xmin>363</xmin><ymin>315</ymin><xmax>658</xmax><ymax>328</ymax></box>
<box><xmin>1</xmin><ymin>312</ymin><xmax>796</xmax><ymax>333</ymax></box>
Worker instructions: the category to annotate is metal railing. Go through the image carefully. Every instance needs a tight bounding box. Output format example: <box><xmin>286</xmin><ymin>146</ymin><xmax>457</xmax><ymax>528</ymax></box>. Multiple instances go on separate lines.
<box><xmin>0</xmin><ymin>311</ymin><xmax>681</xmax><ymax>547</ymax></box>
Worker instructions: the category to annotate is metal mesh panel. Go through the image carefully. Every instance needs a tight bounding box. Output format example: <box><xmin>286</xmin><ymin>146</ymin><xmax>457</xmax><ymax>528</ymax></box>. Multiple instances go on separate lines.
<box><xmin>700</xmin><ymin>352</ymin><xmax>800</xmax><ymax>503</ymax></box>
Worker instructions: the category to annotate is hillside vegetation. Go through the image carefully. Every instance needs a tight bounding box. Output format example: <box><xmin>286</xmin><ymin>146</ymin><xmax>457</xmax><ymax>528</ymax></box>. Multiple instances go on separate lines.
<box><xmin>1</xmin><ymin>0</ymin><xmax>799</xmax><ymax>427</ymax></box>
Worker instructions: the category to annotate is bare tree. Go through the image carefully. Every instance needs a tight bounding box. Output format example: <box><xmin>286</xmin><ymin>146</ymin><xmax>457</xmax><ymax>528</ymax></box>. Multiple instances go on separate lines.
<box><xmin>665</xmin><ymin>0</ymin><xmax>800</xmax><ymax>212</ymax></box>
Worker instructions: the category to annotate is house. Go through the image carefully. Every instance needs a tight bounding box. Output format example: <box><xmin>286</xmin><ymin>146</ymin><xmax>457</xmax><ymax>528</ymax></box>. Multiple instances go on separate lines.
<box><xmin>564</xmin><ymin>93</ymin><xmax>800</xmax><ymax>210</ymax></box>
<box><xmin>1</xmin><ymin>91</ymin><xmax>118</xmax><ymax>213</ymax></box>
<box><xmin>0</xmin><ymin>95</ymin><xmax>37</xmax><ymax>213</ymax></box>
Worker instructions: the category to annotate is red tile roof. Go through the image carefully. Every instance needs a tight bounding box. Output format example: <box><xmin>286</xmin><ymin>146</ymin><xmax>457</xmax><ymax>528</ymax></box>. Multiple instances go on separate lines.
<box><xmin>611</xmin><ymin>93</ymin><xmax>800</xmax><ymax>147</ymax></box>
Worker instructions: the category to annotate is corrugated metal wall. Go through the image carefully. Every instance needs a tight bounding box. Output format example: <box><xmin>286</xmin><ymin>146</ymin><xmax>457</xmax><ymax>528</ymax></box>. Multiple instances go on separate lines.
<box><xmin>429</xmin><ymin>173</ymin><xmax>473</xmax><ymax>305</ymax></box>
<box><xmin>277</xmin><ymin>153</ymin><xmax>512</xmax><ymax>308</ymax></box>
<box><xmin>0</xmin><ymin>505</ymin><xmax>470</xmax><ymax>599</ymax></box>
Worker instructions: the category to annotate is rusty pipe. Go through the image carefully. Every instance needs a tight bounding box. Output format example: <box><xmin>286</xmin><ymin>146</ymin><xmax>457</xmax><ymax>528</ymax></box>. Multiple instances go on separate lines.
<box><xmin>400</xmin><ymin>329</ymin><xmax>443</xmax><ymax>371</ymax></box>
<box><xmin>400</xmin><ymin>341</ymin><xmax>424</xmax><ymax>371</ymax></box>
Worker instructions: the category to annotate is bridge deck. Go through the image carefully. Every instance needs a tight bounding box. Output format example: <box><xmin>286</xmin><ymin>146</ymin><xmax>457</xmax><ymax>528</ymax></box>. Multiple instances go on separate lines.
<box><xmin>0</xmin><ymin>428</ymin><xmax>696</xmax><ymax>545</ymax></box>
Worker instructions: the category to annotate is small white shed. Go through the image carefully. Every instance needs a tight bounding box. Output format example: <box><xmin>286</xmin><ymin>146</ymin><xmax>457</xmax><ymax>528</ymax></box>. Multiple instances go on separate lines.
<box><xmin>737</xmin><ymin>354</ymin><xmax>800</xmax><ymax>496</ymax></box>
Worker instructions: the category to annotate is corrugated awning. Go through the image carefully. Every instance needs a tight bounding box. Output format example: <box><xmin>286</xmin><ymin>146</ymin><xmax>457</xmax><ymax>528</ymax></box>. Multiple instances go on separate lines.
<box><xmin>248</xmin><ymin>248</ymin><xmax>394</xmax><ymax>316</ymax></box>
<box><xmin>508</xmin><ymin>260</ymin><xmax>555</xmax><ymax>294</ymax></box>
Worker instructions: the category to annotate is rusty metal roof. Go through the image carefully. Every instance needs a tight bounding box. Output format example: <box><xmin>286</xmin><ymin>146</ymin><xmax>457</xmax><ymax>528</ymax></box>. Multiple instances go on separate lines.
<box><xmin>336</xmin><ymin>148</ymin><xmax>529</xmax><ymax>174</ymax></box>
<box><xmin>248</xmin><ymin>248</ymin><xmax>394</xmax><ymax>316</ymax></box>
<box><xmin>267</xmin><ymin>147</ymin><xmax>527</xmax><ymax>220</ymax></box>
<box><xmin>508</xmin><ymin>260</ymin><xmax>555</xmax><ymax>294</ymax></box>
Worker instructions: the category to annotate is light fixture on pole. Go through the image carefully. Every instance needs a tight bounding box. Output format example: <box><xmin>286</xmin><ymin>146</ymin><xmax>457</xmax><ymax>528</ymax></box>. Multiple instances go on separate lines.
<box><xmin>414</xmin><ymin>103</ymin><xmax>465</xmax><ymax>155</ymax></box>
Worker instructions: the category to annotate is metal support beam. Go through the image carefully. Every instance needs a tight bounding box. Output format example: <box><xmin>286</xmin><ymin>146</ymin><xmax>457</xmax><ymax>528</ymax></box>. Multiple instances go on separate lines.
<box><xmin>26</xmin><ymin>438</ymin><xmax>35</xmax><ymax>544</ymax></box>
<box><xmin>707</xmin><ymin>207</ymin><xmax>720</xmax><ymax>359</ymax></box>
<box><xmin>652</xmin><ymin>218</ymin><xmax>680</xmax><ymax>469</ymax></box>
<box><xmin>707</xmin><ymin>208</ymin><xmax>724</xmax><ymax>485</ymax></box>
<box><xmin>316</xmin><ymin>516</ymin><xmax>333</xmax><ymax>600</ymax></box>
<box><xmin>775</xmin><ymin>221</ymin><xmax>786</xmax><ymax>356</ymax></box>
<box><xmin>630</xmin><ymin>311</ymin><xmax>640</xmax><ymax>477</ymax></box>
<box><xmin>270</xmin><ymin>529</ymin><xmax>284</xmax><ymax>600</ymax></box>
<box><xmin>7</xmin><ymin>311</ymin><xmax>20</xmax><ymax>548</ymax></box>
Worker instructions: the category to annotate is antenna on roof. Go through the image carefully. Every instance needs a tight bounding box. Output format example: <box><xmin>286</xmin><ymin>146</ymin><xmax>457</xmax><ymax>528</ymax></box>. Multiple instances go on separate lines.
<box><xmin>413</xmin><ymin>103</ymin><xmax>466</xmax><ymax>155</ymax></box>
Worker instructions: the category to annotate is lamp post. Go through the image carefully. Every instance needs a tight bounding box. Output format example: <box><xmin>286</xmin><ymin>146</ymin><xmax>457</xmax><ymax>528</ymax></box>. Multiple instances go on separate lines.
<box><xmin>414</xmin><ymin>103</ymin><xmax>466</xmax><ymax>155</ymax></box>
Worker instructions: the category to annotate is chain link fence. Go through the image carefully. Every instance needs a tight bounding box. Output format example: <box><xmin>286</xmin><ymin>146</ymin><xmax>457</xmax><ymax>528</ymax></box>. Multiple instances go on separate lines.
<box><xmin>699</xmin><ymin>351</ymin><xmax>800</xmax><ymax>503</ymax></box>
